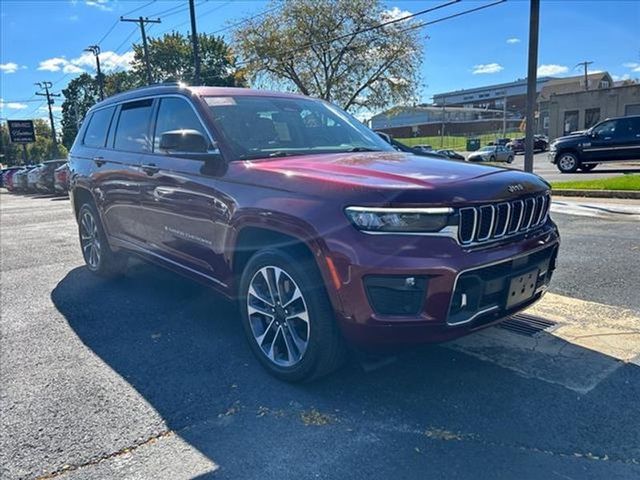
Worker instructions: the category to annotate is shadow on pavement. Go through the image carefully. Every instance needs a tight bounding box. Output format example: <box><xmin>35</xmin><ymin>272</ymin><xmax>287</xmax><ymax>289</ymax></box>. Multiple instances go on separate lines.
<box><xmin>51</xmin><ymin>261</ymin><xmax>640</xmax><ymax>478</ymax></box>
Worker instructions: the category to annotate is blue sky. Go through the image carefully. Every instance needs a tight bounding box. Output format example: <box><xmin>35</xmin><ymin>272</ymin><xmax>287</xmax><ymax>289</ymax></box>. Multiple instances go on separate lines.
<box><xmin>1</xmin><ymin>0</ymin><xmax>639</xmax><ymax>123</ymax></box>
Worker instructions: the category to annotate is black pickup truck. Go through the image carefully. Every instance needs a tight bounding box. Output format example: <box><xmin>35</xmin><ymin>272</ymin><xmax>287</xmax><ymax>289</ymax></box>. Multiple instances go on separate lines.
<box><xmin>549</xmin><ymin>115</ymin><xmax>640</xmax><ymax>173</ymax></box>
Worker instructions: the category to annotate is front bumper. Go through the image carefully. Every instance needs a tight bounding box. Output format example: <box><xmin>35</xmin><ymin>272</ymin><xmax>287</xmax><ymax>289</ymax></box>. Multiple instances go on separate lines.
<box><xmin>324</xmin><ymin>222</ymin><xmax>559</xmax><ymax>349</ymax></box>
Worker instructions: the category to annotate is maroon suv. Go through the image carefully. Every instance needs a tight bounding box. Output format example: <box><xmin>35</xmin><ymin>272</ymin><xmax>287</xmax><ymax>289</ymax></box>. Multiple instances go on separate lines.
<box><xmin>68</xmin><ymin>85</ymin><xmax>559</xmax><ymax>381</ymax></box>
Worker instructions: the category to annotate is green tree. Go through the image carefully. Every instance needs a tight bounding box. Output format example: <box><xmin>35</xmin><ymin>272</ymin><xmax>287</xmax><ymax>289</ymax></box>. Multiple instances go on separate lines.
<box><xmin>233</xmin><ymin>0</ymin><xmax>423</xmax><ymax>113</ymax></box>
<box><xmin>130</xmin><ymin>31</ymin><xmax>246</xmax><ymax>86</ymax></box>
<box><xmin>61</xmin><ymin>73</ymin><xmax>100</xmax><ymax>149</ymax></box>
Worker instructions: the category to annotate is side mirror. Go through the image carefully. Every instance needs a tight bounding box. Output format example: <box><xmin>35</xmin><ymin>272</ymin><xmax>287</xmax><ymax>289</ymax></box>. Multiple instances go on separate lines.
<box><xmin>589</xmin><ymin>130</ymin><xmax>598</xmax><ymax>138</ymax></box>
<box><xmin>160</xmin><ymin>129</ymin><xmax>209</xmax><ymax>153</ymax></box>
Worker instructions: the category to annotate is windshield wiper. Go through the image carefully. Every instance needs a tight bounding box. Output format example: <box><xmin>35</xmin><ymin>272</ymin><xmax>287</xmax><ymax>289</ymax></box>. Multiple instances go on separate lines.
<box><xmin>347</xmin><ymin>147</ymin><xmax>383</xmax><ymax>152</ymax></box>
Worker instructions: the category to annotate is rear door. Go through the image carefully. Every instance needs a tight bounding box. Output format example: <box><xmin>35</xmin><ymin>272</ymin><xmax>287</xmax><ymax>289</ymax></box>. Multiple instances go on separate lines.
<box><xmin>98</xmin><ymin>99</ymin><xmax>154</xmax><ymax>246</ymax></box>
<box><xmin>137</xmin><ymin>95</ymin><xmax>231</xmax><ymax>285</ymax></box>
<box><xmin>614</xmin><ymin>117</ymin><xmax>640</xmax><ymax>160</ymax></box>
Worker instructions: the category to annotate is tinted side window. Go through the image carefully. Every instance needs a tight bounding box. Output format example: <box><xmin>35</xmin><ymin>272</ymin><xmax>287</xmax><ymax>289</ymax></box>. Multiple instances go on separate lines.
<box><xmin>153</xmin><ymin>97</ymin><xmax>210</xmax><ymax>151</ymax></box>
<box><xmin>83</xmin><ymin>107</ymin><xmax>115</xmax><ymax>148</ymax></box>
<box><xmin>113</xmin><ymin>99</ymin><xmax>154</xmax><ymax>152</ymax></box>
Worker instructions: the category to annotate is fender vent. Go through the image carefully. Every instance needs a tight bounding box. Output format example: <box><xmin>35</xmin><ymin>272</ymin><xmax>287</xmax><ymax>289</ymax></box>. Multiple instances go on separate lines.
<box><xmin>498</xmin><ymin>313</ymin><xmax>558</xmax><ymax>337</ymax></box>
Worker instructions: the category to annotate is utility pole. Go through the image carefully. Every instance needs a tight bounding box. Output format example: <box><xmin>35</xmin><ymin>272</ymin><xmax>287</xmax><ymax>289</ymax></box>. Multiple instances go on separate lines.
<box><xmin>440</xmin><ymin>98</ymin><xmax>446</xmax><ymax>148</ymax></box>
<box><xmin>188</xmin><ymin>0</ymin><xmax>201</xmax><ymax>85</ymax></box>
<box><xmin>120</xmin><ymin>16</ymin><xmax>161</xmax><ymax>85</ymax></box>
<box><xmin>575</xmin><ymin>61</ymin><xmax>593</xmax><ymax>91</ymax></box>
<box><xmin>85</xmin><ymin>45</ymin><xmax>104</xmax><ymax>100</ymax></box>
<box><xmin>502</xmin><ymin>96</ymin><xmax>507</xmax><ymax>138</ymax></box>
<box><xmin>35</xmin><ymin>81</ymin><xmax>61</xmax><ymax>157</ymax></box>
<box><xmin>523</xmin><ymin>0</ymin><xmax>539</xmax><ymax>173</ymax></box>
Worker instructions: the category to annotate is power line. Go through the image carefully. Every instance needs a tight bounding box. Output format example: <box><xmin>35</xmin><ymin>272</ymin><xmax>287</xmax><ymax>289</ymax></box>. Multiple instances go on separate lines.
<box><xmin>236</xmin><ymin>0</ymin><xmax>462</xmax><ymax>67</ymax></box>
<box><xmin>120</xmin><ymin>16</ymin><xmax>162</xmax><ymax>84</ymax></box>
<box><xmin>122</xmin><ymin>0</ymin><xmax>158</xmax><ymax>17</ymax></box>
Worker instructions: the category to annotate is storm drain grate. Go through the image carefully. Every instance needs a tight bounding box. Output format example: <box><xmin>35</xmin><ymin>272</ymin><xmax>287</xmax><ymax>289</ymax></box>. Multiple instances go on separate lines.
<box><xmin>498</xmin><ymin>313</ymin><xmax>558</xmax><ymax>337</ymax></box>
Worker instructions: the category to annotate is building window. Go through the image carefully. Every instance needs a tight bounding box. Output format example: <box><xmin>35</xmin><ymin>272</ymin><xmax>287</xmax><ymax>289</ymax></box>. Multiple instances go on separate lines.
<box><xmin>625</xmin><ymin>104</ymin><xmax>640</xmax><ymax>116</ymax></box>
<box><xmin>543</xmin><ymin>115</ymin><xmax>549</xmax><ymax>131</ymax></box>
<box><xmin>563</xmin><ymin>110</ymin><xmax>579</xmax><ymax>135</ymax></box>
<box><xmin>600</xmin><ymin>81</ymin><xmax>610</xmax><ymax>88</ymax></box>
<box><xmin>584</xmin><ymin>108</ymin><xmax>600</xmax><ymax>129</ymax></box>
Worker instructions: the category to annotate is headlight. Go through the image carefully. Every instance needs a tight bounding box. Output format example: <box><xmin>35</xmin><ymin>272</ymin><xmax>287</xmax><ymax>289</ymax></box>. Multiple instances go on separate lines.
<box><xmin>345</xmin><ymin>207</ymin><xmax>453</xmax><ymax>233</ymax></box>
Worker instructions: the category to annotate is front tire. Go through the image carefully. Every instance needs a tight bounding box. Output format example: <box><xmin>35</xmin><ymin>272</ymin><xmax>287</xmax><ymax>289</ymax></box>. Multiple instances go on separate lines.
<box><xmin>489</xmin><ymin>155</ymin><xmax>496</xmax><ymax>162</ymax></box>
<box><xmin>557</xmin><ymin>152</ymin><xmax>579</xmax><ymax>173</ymax></box>
<box><xmin>239</xmin><ymin>249</ymin><xmax>346</xmax><ymax>382</ymax></box>
<box><xmin>78</xmin><ymin>203</ymin><xmax>127</xmax><ymax>278</ymax></box>
<box><xmin>507</xmin><ymin>155</ymin><xmax>514</xmax><ymax>164</ymax></box>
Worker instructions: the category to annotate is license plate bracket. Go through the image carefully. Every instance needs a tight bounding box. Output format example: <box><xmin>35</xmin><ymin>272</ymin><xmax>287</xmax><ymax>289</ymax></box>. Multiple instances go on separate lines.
<box><xmin>506</xmin><ymin>268</ymin><xmax>539</xmax><ymax>309</ymax></box>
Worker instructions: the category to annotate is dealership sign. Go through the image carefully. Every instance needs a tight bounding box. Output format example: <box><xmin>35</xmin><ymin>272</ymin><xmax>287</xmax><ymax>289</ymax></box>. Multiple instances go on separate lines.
<box><xmin>7</xmin><ymin>120</ymin><xmax>36</xmax><ymax>144</ymax></box>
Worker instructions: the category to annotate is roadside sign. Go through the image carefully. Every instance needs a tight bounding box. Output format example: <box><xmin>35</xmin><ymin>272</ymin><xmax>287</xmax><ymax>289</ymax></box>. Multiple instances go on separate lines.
<box><xmin>7</xmin><ymin>120</ymin><xmax>36</xmax><ymax>144</ymax></box>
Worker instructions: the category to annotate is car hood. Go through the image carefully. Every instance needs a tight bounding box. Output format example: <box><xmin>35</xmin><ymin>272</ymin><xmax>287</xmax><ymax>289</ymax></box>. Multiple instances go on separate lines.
<box><xmin>227</xmin><ymin>151</ymin><xmax>549</xmax><ymax>205</ymax></box>
<box><xmin>553</xmin><ymin>133</ymin><xmax>587</xmax><ymax>144</ymax></box>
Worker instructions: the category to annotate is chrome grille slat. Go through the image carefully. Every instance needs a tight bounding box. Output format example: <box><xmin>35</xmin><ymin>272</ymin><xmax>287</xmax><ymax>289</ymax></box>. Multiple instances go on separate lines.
<box><xmin>458</xmin><ymin>193</ymin><xmax>550</xmax><ymax>246</ymax></box>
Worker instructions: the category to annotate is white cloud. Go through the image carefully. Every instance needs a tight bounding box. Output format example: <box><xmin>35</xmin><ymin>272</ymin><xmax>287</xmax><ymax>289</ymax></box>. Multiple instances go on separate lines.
<box><xmin>472</xmin><ymin>63</ymin><xmax>503</xmax><ymax>74</ymax></box>
<box><xmin>0</xmin><ymin>99</ymin><xmax>28</xmax><ymax>110</ymax></box>
<box><xmin>612</xmin><ymin>73</ymin><xmax>632</xmax><ymax>82</ymax></box>
<box><xmin>382</xmin><ymin>6</ymin><xmax>413</xmax><ymax>23</ymax></box>
<box><xmin>85</xmin><ymin>0</ymin><xmax>112</xmax><ymax>11</ymax></box>
<box><xmin>623</xmin><ymin>62</ymin><xmax>640</xmax><ymax>72</ymax></box>
<box><xmin>537</xmin><ymin>64</ymin><xmax>569</xmax><ymax>76</ymax></box>
<box><xmin>1</xmin><ymin>62</ymin><xmax>24</xmax><ymax>74</ymax></box>
<box><xmin>506</xmin><ymin>37</ymin><xmax>520</xmax><ymax>44</ymax></box>
<box><xmin>37</xmin><ymin>50</ymin><xmax>134</xmax><ymax>75</ymax></box>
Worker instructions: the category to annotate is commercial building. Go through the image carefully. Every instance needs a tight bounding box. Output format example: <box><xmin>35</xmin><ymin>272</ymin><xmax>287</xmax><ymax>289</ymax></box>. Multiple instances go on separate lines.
<box><xmin>432</xmin><ymin>77</ymin><xmax>553</xmax><ymax>117</ymax></box>
<box><xmin>369</xmin><ymin>105</ymin><xmax>521</xmax><ymax>138</ymax></box>
<box><xmin>540</xmin><ymin>83</ymin><xmax>640</xmax><ymax>140</ymax></box>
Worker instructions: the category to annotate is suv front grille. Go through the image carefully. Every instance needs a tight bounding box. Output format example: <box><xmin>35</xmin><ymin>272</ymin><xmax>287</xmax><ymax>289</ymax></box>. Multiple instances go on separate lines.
<box><xmin>458</xmin><ymin>193</ymin><xmax>550</xmax><ymax>245</ymax></box>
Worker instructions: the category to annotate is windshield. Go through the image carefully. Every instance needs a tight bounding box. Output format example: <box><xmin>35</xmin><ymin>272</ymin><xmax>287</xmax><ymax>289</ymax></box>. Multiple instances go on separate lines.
<box><xmin>205</xmin><ymin>95</ymin><xmax>394</xmax><ymax>161</ymax></box>
<box><xmin>479</xmin><ymin>146</ymin><xmax>495</xmax><ymax>152</ymax></box>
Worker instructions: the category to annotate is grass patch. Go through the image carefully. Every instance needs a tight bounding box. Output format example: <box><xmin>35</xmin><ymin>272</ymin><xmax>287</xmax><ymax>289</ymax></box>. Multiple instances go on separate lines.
<box><xmin>551</xmin><ymin>174</ymin><xmax>640</xmax><ymax>191</ymax></box>
<box><xmin>397</xmin><ymin>132</ymin><xmax>520</xmax><ymax>151</ymax></box>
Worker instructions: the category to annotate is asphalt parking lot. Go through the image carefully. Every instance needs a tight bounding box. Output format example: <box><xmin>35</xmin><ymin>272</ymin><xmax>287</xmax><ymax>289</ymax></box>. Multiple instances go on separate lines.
<box><xmin>1</xmin><ymin>191</ymin><xmax>640</xmax><ymax>479</ymax></box>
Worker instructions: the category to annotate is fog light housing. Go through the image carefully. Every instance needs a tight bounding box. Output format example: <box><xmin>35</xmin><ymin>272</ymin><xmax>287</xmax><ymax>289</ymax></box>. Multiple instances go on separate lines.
<box><xmin>364</xmin><ymin>275</ymin><xmax>428</xmax><ymax>316</ymax></box>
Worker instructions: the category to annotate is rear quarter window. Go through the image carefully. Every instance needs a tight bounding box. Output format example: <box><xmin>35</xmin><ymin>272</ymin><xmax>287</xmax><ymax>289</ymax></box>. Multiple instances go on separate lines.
<box><xmin>83</xmin><ymin>107</ymin><xmax>115</xmax><ymax>148</ymax></box>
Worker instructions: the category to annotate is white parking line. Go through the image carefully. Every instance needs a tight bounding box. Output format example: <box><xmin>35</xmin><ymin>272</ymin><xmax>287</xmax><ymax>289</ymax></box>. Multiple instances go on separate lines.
<box><xmin>447</xmin><ymin>293</ymin><xmax>640</xmax><ymax>393</ymax></box>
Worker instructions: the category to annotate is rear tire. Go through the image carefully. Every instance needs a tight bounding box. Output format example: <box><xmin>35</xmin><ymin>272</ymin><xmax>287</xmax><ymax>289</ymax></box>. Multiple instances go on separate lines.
<box><xmin>78</xmin><ymin>203</ymin><xmax>127</xmax><ymax>278</ymax></box>
<box><xmin>557</xmin><ymin>152</ymin><xmax>579</xmax><ymax>173</ymax></box>
<box><xmin>238</xmin><ymin>249</ymin><xmax>346</xmax><ymax>382</ymax></box>
<box><xmin>507</xmin><ymin>156</ymin><xmax>514</xmax><ymax>164</ymax></box>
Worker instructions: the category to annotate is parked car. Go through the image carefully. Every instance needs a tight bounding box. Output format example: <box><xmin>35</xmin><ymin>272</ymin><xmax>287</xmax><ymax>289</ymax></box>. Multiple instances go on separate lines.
<box><xmin>69</xmin><ymin>85</ymin><xmax>559</xmax><ymax>381</ymax></box>
<box><xmin>435</xmin><ymin>149</ymin><xmax>465</xmax><ymax>161</ymax></box>
<box><xmin>375</xmin><ymin>132</ymin><xmax>447</xmax><ymax>158</ymax></box>
<box><xmin>27</xmin><ymin>164</ymin><xmax>44</xmax><ymax>192</ymax></box>
<box><xmin>487</xmin><ymin>138</ymin><xmax>511</xmax><ymax>146</ymax></box>
<box><xmin>12</xmin><ymin>166</ymin><xmax>36</xmax><ymax>192</ymax></box>
<box><xmin>550</xmin><ymin>115</ymin><xmax>640</xmax><ymax>173</ymax></box>
<box><xmin>36</xmin><ymin>159</ymin><xmax>68</xmax><ymax>194</ymax></box>
<box><xmin>413</xmin><ymin>144</ymin><xmax>433</xmax><ymax>153</ymax></box>
<box><xmin>2</xmin><ymin>166</ymin><xmax>24</xmax><ymax>191</ymax></box>
<box><xmin>467</xmin><ymin>145</ymin><xmax>514</xmax><ymax>163</ymax></box>
<box><xmin>54</xmin><ymin>162</ymin><xmax>70</xmax><ymax>195</ymax></box>
<box><xmin>507</xmin><ymin>136</ymin><xmax>548</xmax><ymax>153</ymax></box>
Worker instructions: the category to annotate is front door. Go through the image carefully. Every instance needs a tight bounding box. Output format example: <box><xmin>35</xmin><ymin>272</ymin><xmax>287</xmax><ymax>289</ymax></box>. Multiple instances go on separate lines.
<box><xmin>581</xmin><ymin>119</ymin><xmax>624</xmax><ymax>163</ymax></box>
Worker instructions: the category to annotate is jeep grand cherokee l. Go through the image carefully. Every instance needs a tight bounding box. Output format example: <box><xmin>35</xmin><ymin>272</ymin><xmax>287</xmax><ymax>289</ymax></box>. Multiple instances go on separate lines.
<box><xmin>550</xmin><ymin>115</ymin><xmax>640</xmax><ymax>173</ymax></box>
<box><xmin>68</xmin><ymin>84</ymin><xmax>559</xmax><ymax>381</ymax></box>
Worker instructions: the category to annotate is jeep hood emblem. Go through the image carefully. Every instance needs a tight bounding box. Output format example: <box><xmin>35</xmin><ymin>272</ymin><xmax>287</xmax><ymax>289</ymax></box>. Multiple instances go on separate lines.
<box><xmin>507</xmin><ymin>183</ymin><xmax>524</xmax><ymax>193</ymax></box>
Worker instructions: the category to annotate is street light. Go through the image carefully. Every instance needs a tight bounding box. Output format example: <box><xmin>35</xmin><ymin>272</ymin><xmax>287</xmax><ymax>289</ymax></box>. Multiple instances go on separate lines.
<box><xmin>85</xmin><ymin>45</ymin><xmax>104</xmax><ymax>100</ymax></box>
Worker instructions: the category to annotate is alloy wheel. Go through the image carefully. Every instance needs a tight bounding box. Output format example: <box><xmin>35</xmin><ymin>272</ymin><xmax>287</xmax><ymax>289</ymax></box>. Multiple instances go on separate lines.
<box><xmin>559</xmin><ymin>154</ymin><xmax>577</xmax><ymax>171</ymax></box>
<box><xmin>246</xmin><ymin>266</ymin><xmax>310</xmax><ymax>367</ymax></box>
<box><xmin>80</xmin><ymin>210</ymin><xmax>101</xmax><ymax>270</ymax></box>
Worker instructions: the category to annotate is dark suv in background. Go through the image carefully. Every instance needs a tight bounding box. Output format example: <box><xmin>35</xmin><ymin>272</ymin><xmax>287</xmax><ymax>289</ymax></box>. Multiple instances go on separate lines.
<box><xmin>69</xmin><ymin>84</ymin><xmax>559</xmax><ymax>381</ymax></box>
<box><xmin>550</xmin><ymin>115</ymin><xmax>640</xmax><ymax>173</ymax></box>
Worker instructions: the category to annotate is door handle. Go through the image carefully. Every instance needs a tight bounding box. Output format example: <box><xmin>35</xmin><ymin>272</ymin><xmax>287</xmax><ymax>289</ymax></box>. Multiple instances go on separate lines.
<box><xmin>93</xmin><ymin>156</ymin><xmax>106</xmax><ymax>167</ymax></box>
<box><xmin>141</xmin><ymin>163</ymin><xmax>159</xmax><ymax>175</ymax></box>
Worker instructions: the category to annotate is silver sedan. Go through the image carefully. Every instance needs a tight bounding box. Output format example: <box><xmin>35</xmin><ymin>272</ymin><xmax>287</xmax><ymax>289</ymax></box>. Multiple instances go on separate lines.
<box><xmin>467</xmin><ymin>145</ymin><xmax>514</xmax><ymax>163</ymax></box>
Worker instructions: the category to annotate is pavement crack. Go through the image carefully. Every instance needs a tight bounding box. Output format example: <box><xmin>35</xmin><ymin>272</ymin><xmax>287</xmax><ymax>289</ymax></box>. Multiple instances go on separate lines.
<box><xmin>33</xmin><ymin>430</ymin><xmax>173</xmax><ymax>480</ymax></box>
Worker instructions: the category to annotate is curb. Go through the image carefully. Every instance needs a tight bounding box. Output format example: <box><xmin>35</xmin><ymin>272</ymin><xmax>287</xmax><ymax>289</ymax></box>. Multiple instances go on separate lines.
<box><xmin>551</xmin><ymin>189</ymin><xmax>640</xmax><ymax>200</ymax></box>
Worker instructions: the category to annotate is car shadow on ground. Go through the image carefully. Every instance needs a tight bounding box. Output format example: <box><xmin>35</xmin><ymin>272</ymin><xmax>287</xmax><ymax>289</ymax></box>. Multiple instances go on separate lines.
<box><xmin>51</xmin><ymin>261</ymin><xmax>640</xmax><ymax>477</ymax></box>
